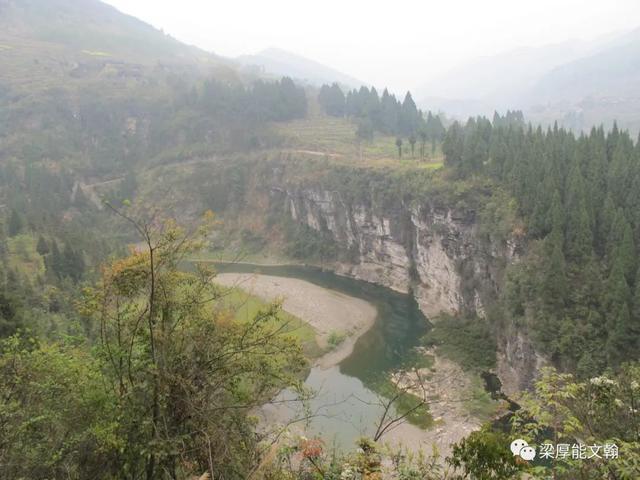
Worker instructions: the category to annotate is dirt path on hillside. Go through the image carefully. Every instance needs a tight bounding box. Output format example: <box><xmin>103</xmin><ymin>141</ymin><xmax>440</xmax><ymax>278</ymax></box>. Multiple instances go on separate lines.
<box><xmin>286</xmin><ymin>149</ymin><xmax>343</xmax><ymax>158</ymax></box>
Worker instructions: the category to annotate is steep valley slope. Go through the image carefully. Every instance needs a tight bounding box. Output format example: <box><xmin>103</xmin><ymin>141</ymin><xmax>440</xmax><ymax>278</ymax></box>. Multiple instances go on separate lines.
<box><xmin>132</xmin><ymin>151</ymin><xmax>543</xmax><ymax>396</ymax></box>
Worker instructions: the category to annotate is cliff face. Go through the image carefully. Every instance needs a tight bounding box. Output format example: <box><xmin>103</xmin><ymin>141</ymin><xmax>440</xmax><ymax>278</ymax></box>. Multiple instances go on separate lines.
<box><xmin>273</xmin><ymin>185</ymin><xmax>538</xmax><ymax>395</ymax></box>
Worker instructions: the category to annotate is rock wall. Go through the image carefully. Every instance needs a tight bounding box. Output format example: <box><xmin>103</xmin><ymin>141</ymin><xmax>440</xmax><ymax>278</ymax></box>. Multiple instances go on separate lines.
<box><xmin>272</xmin><ymin>185</ymin><xmax>537</xmax><ymax>394</ymax></box>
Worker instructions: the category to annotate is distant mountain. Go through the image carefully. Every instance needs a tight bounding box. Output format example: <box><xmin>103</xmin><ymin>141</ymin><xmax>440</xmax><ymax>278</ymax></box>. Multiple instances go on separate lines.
<box><xmin>0</xmin><ymin>0</ymin><xmax>243</xmax><ymax>104</ymax></box>
<box><xmin>527</xmin><ymin>27</ymin><xmax>640</xmax><ymax>104</ymax></box>
<box><xmin>417</xmin><ymin>96</ymin><xmax>494</xmax><ymax>118</ymax></box>
<box><xmin>523</xmin><ymin>27</ymin><xmax>640</xmax><ymax>133</ymax></box>
<box><xmin>415</xmin><ymin>40</ymin><xmax>591</xmax><ymax>116</ymax></box>
<box><xmin>415</xmin><ymin>27</ymin><xmax>640</xmax><ymax>134</ymax></box>
<box><xmin>0</xmin><ymin>0</ymin><xmax>222</xmax><ymax>66</ymax></box>
<box><xmin>236</xmin><ymin>47</ymin><xmax>364</xmax><ymax>88</ymax></box>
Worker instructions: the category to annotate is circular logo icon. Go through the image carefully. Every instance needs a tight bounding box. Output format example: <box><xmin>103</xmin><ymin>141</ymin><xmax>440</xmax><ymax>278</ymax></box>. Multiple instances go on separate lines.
<box><xmin>520</xmin><ymin>446</ymin><xmax>536</xmax><ymax>461</ymax></box>
<box><xmin>510</xmin><ymin>439</ymin><xmax>528</xmax><ymax>456</ymax></box>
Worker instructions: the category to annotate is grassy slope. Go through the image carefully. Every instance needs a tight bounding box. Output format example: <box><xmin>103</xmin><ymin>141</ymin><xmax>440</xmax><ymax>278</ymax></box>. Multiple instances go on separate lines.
<box><xmin>270</xmin><ymin>98</ymin><xmax>444</xmax><ymax>170</ymax></box>
<box><xmin>7</xmin><ymin>234</ymin><xmax>45</xmax><ymax>279</ymax></box>
<box><xmin>218</xmin><ymin>287</ymin><xmax>322</xmax><ymax>359</ymax></box>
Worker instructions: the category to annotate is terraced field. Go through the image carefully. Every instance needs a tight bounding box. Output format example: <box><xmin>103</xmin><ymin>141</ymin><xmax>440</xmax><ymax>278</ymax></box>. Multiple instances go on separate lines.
<box><xmin>272</xmin><ymin>107</ymin><xmax>444</xmax><ymax>169</ymax></box>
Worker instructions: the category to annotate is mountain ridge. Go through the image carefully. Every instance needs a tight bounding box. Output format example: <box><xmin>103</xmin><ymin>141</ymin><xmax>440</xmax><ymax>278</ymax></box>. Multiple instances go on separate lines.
<box><xmin>0</xmin><ymin>0</ymin><xmax>224</xmax><ymax>66</ymax></box>
<box><xmin>416</xmin><ymin>26</ymin><xmax>640</xmax><ymax>134</ymax></box>
<box><xmin>236</xmin><ymin>47</ymin><xmax>365</xmax><ymax>88</ymax></box>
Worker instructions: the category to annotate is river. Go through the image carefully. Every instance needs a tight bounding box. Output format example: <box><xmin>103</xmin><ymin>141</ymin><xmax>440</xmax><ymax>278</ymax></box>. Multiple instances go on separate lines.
<box><xmin>214</xmin><ymin>263</ymin><xmax>430</xmax><ymax>449</ymax></box>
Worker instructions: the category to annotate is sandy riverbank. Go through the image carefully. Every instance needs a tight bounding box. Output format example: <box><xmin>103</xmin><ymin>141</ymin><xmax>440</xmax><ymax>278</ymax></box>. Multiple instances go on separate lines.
<box><xmin>215</xmin><ymin>272</ymin><xmax>483</xmax><ymax>460</ymax></box>
<box><xmin>215</xmin><ymin>272</ymin><xmax>377</xmax><ymax>367</ymax></box>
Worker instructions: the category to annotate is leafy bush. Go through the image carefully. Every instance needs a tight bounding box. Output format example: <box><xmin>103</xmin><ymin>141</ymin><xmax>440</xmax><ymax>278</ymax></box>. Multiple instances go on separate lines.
<box><xmin>422</xmin><ymin>314</ymin><xmax>497</xmax><ymax>371</ymax></box>
<box><xmin>327</xmin><ymin>330</ymin><xmax>346</xmax><ymax>348</ymax></box>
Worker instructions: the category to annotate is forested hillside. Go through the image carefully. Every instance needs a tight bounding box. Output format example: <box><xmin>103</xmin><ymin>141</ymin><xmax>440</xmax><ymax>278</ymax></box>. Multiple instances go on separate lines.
<box><xmin>443</xmin><ymin>118</ymin><xmax>640</xmax><ymax>376</ymax></box>
<box><xmin>0</xmin><ymin>2</ymin><xmax>318</xmax><ymax>477</ymax></box>
<box><xmin>0</xmin><ymin>0</ymin><xmax>307</xmax><ymax>346</ymax></box>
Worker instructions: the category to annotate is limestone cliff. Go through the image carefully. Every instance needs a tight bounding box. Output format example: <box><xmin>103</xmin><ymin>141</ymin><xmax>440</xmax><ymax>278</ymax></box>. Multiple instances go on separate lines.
<box><xmin>270</xmin><ymin>184</ymin><xmax>537</xmax><ymax>395</ymax></box>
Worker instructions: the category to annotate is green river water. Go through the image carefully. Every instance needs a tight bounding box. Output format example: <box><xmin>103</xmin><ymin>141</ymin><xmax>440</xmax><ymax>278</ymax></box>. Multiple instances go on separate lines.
<box><xmin>215</xmin><ymin>263</ymin><xmax>431</xmax><ymax>449</ymax></box>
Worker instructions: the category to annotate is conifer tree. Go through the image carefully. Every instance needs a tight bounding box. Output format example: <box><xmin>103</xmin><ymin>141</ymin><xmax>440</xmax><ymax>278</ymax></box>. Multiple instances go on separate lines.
<box><xmin>443</xmin><ymin>122</ymin><xmax>464</xmax><ymax>169</ymax></box>
<box><xmin>399</xmin><ymin>92</ymin><xmax>419</xmax><ymax>136</ymax></box>
<box><xmin>564</xmin><ymin>165</ymin><xmax>593</xmax><ymax>263</ymax></box>
<box><xmin>36</xmin><ymin>235</ymin><xmax>49</xmax><ymax>256</ymax></box>
<box><xmin>542</xmin><ymin>230</ymin><xmax>567</xmax><ymax>309</ymax></box>
<box><xmin>356</xmin><ymin>119</ymin><xmax>374</xmax><ymax>142</ymax></box>
<box><xmin>7</xmin><ymin>210</ymin><xmax>23</xmax><ymax>237</ymax></box>
<box><xmin>380</xmin><ymin>88</ymin><xmax>399</xmax><ymax>134</ymax></box>
<box><xmin>632</xmin><ymin>266</ymin><xmax>640</xmax><ymax>323</ymax></box>
<box><xmin>597</xmin><ymin>195</ymin><xmax>616</xmax><ymax>256</ymax></box>
<box><xmin>63</xmin><ymin>244</ymin><xmax>82</xmax><ymax>282</ymax></box>
<box><xmin>49</xmin><ymin>240</ymin><xmax>63</xmax><ymax>279</ymax></box>
<box><xmin>618</xmin><ymin>220</ymin><xmax>636</xmax><ymax>283</ymax></box>
<box><xmin>605</xmin><ymin>253</ymin><xmax>633</xmax><ymax>364</ymax></box>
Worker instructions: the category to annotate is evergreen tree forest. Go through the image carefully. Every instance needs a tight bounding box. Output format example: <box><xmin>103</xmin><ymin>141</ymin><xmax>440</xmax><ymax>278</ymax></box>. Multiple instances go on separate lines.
<box><xmin>199</xmin><ymin>76</ymin><xmax>307</xmax><ymax>124</ymax></box>
<box><xmin>318</xmin><ymin>83</ymin><xmax>446</xmax><ymax>144</ymax></box>
<box><xmin>443</xmin><ymin>116</ymin><xmax>640</xmax><ymax>376</ymax></box>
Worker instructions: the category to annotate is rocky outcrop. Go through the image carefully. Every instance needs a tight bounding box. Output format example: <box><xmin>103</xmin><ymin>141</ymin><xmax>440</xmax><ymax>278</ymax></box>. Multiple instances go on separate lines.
<box><xmin>278</xmin><ymin>186</ymin><xmax>506</xmax><ymax>315</ymax></box>
<box><xmin>496</xmin><ymin>330</ymin><xmax>548</xmax><ymax>395</ymax></box>
<box><xmin>272</xmin><ymin>185</ymin><xmax>536</xmax><ymax>395</ymax></box>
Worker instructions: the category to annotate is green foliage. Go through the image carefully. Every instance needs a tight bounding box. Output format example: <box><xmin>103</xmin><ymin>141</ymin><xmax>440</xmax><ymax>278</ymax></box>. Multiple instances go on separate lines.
<box><xmin>422</xmin><ymin>314</ymin><xmax>497</xmax><ymax>372</ymax></box>
<box><xmin>0</xmin><ymin>336</ymin><xmax>117</xmax><ymax>479</ymax></box>
<box><xmin>564</xmin><ymin>164</ymin><xmax>593</xmax><ymax>263</ymax></box>
<box><xmin>512</xmin><ymin>366</ymin><xmax>640</xmax><ymax>479</ymax></box>
<box><xmin>448</xmin><ymin>427</ymin><xmax>523</xmax><ymax>480</ymax></box>
<box><xmin>356</xmin><ymin>117</ymin><xmax>374</xmax><ymax>142</ymax></box>
<box><xmin>318</xmin><ymin>84</ymin><xmax>445</xmax><ymax>142</ymax></box>
<box><xmin>327</xmin><ymin>330</ymin><xmax>347</xmax><ymax>348</ymax></box>
<box><xmin>7</xmin><ymin>210</ymin><xmax>23</xmax><ymax>237</ymax></box>
<box><xmin>6</xmin><ymin>234</ymin><xmax>45</xmax><ymax>279</ymax></box>
<box><xmin>0</xmin><ymin>214</ymin><xmax>308</xmax><ymax>479</ymax></box>
<box><xmin>35</xmin><ymin>235</ymin><xmax>49</xmax><ymax>256</ymax></box>
<box><xmin>373</xmin><ymin>377</ymin><xmax>433</xmax><ymax>429</ymax></box>
<box><xmin>283</xmin><ymin>218</ymin><xmax>339</xmax><ymax>262</ymax></box>
<box><xmin>318</xmin><ymin>83</ymin><xmax>346</xmax><ymax>117</ymax></box>
<box><xmin>478</xmin><ymin>188</ymin><xmax>520</xmax><ymax>247</ymax></box>
<box><xmin>201</xmin><ymin>76</ymin><xmax>307</xmax><ymax>124</ymax></box>
<box><xmin>0</xmin><ymin>290</ymin><xmax>22</xmax><ymax>337</ymax></box>
<box><xmin>443</xmin><ymin>118</ymin><xmax>640</xmax><ymax>372</ymax></box>
<box><xmin>222</xmin><ymin>288</ymin><xmax>321</xmax><ymax>358</ymax></box>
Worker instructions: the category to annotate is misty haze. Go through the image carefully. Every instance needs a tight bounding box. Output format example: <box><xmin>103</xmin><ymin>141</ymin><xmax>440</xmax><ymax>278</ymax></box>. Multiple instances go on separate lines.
<box><xmin>1</xmin><ymin>0</ymin><xmax>640</xmax><ymax>479</ymax></box>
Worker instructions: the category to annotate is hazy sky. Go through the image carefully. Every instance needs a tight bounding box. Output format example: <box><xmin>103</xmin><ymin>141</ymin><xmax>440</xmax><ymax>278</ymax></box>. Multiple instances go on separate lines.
<box><xmin>104</xmin><ymin>0</ymin><xmax>640</xmax><ymax>93</ymax></box>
